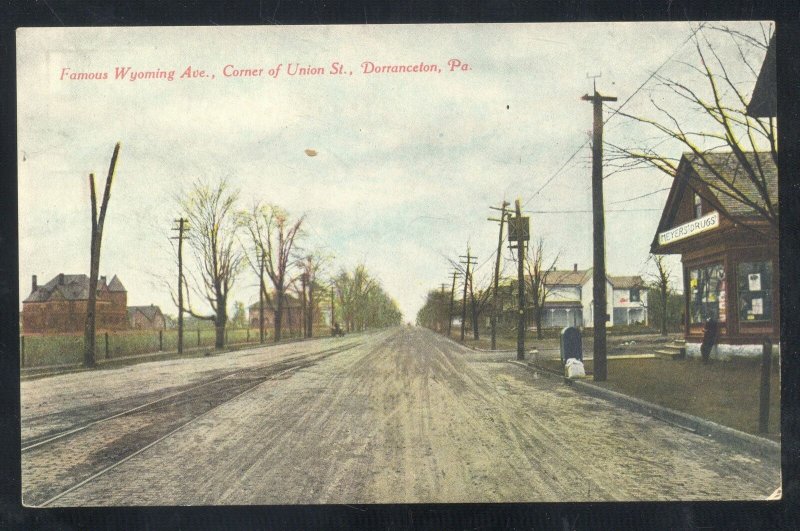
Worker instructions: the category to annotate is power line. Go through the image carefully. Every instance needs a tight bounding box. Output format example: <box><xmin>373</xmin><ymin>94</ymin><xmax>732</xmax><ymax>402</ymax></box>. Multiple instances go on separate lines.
<box><xmin>603</xmin><ymin>22</ymin><xmax>706</xmax><ymax>126</ymax></box>
<box><xmin>521</xmin><ymin>22</ymin><xmax>707</xmax><ymax>207</ymax></box>
<box><xmin>607</xmin><ymin>187</ymin><xmax>671</xmax><ymax>205</ymax></box>
<box><xmin>527</xmin><ymin>208</ymin><xmax>660</xmax><ymax>213</ymax></box>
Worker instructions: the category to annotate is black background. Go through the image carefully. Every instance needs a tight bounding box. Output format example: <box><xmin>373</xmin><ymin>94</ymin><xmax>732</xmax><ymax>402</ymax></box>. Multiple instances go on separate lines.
<box><xmin>1</xmin><ymin>1</ymin><xmax>798</xmax><ymax>529</ymax></box>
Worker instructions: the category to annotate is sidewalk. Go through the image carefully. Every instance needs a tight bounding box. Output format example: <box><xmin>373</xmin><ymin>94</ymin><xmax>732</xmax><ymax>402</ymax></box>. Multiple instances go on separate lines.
<box><xmin>19</xmin><ymin>334</ymin><xmax>337</xmax><ymax>380</ymax></box>
<box><xmin>448</xmin><ymin>332</ymin><xmax>780</xmax><ymax>460</ymax></box>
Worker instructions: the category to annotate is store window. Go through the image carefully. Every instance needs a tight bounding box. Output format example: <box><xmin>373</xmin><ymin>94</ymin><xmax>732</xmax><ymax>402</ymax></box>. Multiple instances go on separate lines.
<box><xmin>689</xmin><ymin>263</ymin><xmax>726</xmax><ymax>324</ymax></box>
<box><xmin>737</xmin><ymin>261</ymin><xmax>772</xmax><ymax>323</ymax></box>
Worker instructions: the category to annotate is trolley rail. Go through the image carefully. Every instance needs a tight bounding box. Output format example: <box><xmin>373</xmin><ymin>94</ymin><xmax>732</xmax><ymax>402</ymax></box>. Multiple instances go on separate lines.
<box><xmin>23</xmin><ymin>340</ymin><xmax>362</xmax><ymax>507</ymax></box>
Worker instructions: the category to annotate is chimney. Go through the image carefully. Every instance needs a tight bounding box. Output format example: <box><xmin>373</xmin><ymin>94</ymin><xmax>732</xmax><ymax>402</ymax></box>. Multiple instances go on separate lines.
<box><xmin>573</xmin><ymin>263</ymin><xmax>578</xmax><ymax>272</ymax></box>
<box><xmin>100</xmin><ymin>275</ymin><xmax>107</xmax><ymax>286</ymax></box>
<box><xmin>32</xmin><ymin>275</ymin><xmax>37</xmax><ymax>292</ymax></box>
<box><xmin>58</xmin><ymin>273</ymin><xmax>64</xmax><ymax>285</ymax></box>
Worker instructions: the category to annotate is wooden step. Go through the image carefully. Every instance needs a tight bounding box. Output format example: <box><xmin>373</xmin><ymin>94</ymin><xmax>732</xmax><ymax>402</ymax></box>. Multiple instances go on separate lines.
<box><xmin>655</xmin><ymin>347</ymin><xmax>686</xmax><ymax>359</ymax></box>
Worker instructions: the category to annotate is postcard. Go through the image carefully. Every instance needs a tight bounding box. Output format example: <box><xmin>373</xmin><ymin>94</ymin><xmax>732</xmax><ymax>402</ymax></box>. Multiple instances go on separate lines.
<box><xmin>17</xmin><ymin>22</ymin><xmax>780</xmax><ymax>506</ymax></box>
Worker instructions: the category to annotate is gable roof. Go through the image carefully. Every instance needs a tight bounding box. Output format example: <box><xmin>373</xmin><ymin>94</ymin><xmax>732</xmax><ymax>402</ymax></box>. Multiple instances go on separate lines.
<box><xmin>519</xmin><ymin>269</ymin><xmax>641</xmax><ymax>289</ymax></box>
<box><xmin>684</xmin><ymin>151</ymin><xmax>778</xmax><ymax>217</ymax></box>
<box><xmin>108</xmin><ymin>275</ymin><xmax>127</xmax><ymax>292</ymax></box>
<box><xmin>128</xmin><ymin>305</ymin><xmax>163</xmax><ymax>322</ymax></box>
<box><xmin>543</xmin><ymin>269</ymin><xmax>592</xmax><ymax>286</ymax></box>
<box><xmin>608</xmin><ymin>276</ymin><xmax>645</xmax><ymax>289</ymax></box>
<box><xmin>652</xmin><ymin>151</ymin><xmax>778</xmax><ymax>252</ymax></box>
<box><xmin>23</xmin><ymin>274</ymin><xmax>116</xmax><ymax>303</ymax></box>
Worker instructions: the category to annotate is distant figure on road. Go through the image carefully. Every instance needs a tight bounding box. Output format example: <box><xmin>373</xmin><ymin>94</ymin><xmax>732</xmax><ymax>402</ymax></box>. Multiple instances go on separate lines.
<box><xmin>332</xmin><ymin>322</ymin><xmax>344</xmax><ymax>337</ymax></box>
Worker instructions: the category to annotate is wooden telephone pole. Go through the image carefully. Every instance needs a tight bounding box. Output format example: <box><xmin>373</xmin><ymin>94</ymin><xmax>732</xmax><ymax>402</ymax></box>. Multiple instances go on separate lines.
<box><xmin>259</xmin><ymin>250</ymin><xmax>266</xmax><ymax>343</ymax></box>
<box><xmin>307</xmin><ymin>274</ymin><xmax>314</xmax><ymax>338</ymax></box>
<box><xmin>488</xmin><ymin>201</ymin><xmax>510</xmax><ymax>350</ymax></box>
<box><xmin>301</xmin><ymin>272</ymin><xmax>308</xmax><ymax>338</ymax></box>
<box><xmin>172</xmin><ymin>217</ymin><xmax>189</xmax><ymax>353</ymax></box>
<box><xmin>330</xmin><ymin>280</ymin><xmax>336</xmax><ymax>330</ymax></box>
<box><xmin>459</xmin><ymin>250</ymin><xmax>477</xmax><ymax>342</ymax></box>
<box><xmin>582</xmin><ymin>81</ymin><xmax>616</xmax><ymax>382</ymax></box>
<box><xmin>439</xmin><ymin>283</ymin><xmax>448</xmax><ymax>333</ymax></box>
<box><xmin>84</xmin><ymin>142</ymin><xmax>121</xmax><ymax>368</ymax></box>
<box><xmin>447</xmin><ymin>271</ymin><xmax>458</xmax><ymax>338</ymax></box>
<box><xmin>508</xmin><ymin>199</ymin><xmax>529</xmax><ymax>361</ymax></box>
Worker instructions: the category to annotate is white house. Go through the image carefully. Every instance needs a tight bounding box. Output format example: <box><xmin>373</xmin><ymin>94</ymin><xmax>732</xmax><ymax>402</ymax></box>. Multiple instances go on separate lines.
<box><xmin>537</xmin><ymin>265</ymin><xmax>648</xmax><ymax>329</ymax></box>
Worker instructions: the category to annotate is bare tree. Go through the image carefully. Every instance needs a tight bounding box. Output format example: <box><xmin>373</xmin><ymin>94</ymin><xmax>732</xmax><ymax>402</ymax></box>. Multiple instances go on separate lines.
<box><xmin>524</xmin><ymin>238</ymin><xmax>559</xmax><ymax>340</ymax></box>
<box><xmin>84</xmin><ymin>142</ymin><xmax>121</xmax><ymax>367</ymax></box>
<box><xmin>606</xmin><ymin>24</ymin><xmax>777</xmax><ymax>231</ymax></box>
<box><xmin>240</xmin><ymin>204</ymin><xmax>304</xmax><ymax>342</ymax></box>
<box><xmin>416</xmin><ymin>289</ymin><xmax>449</xmax><ymax>331</ymax></box>
<box><xmin>299</xmin><ymin>253</ymin><xmax>329</xmax><ymax>338</ymax></box>
<box><xmin>334</xmin><ymin>265</ymin><xmax>375</xmax><ymax>332</ymax></box>
<box><xmin>445</xmin><ymin>256</ymin><xmax>493</xmax><ymax>340</ymax></box>
<box><xmin>332</xmin><ymin>264</ymin><xmax>401</xmax><ymax>331</ymax></box>
<box><xmin>649</xmin><ymin>254</ymin><xmax>673</xmax><ymax>336</ymax></box>
<box><xmin>181</xmin><ymin>179</ymin><xmax>243</xmax><ymax>349</ymax></box>
<box><xmin>467</xmin><ymin>270</ymin><xmax>494</xmax><ymax>340</ymax></box>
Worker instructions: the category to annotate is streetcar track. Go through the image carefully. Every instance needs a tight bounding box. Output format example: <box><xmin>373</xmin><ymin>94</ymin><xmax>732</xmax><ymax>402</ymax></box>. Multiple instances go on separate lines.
<box><xmin>23</xmin><ymin>341</ymin><xmax>363</xmax><ymax>507</ymax></box>
<box><xmin>22</xmin><ymin>341</ymin><xmax>361</xmax><ymax>452</ymax></box>
<box><xmin>36</xmin><ymin>366</ymin><xmax>300</xmax><ymax>508</ymax></box>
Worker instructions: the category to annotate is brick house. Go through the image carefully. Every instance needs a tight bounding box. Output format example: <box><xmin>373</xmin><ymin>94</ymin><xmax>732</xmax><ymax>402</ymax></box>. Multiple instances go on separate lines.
<box><xmin>248</xmin><ymin>293</ymin><xmax>326</xmax><ymax>334</ymax></box>
<box><xmin>22</xmin><ymin>273</ymin><xmax>128</xmax><ymax>333</ymax></box>
<box><xmin>128</xmin><ymin>305</ymin><xmax>166</xmax><ymax>330</ymax></box>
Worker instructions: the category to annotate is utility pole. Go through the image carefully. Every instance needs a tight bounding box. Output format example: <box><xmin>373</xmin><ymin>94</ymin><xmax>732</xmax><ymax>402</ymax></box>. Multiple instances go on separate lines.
<box><xmin>307</xmin><ymin>274</ymin><xmax>314</xmax><ymax>338</ymax></box>
<box><xmin>459</xmin><ymin>250</ymin><xmax>477</xmax><ymax>342</ymax></box>
<box><xmin>509</xmin><ymin>199</ymin><xmax>529</xmax><ymax>361</ymax></box>
<box><xmin>488</xmin><ymin>201</ymin><xmax>510</xmax><ymax>350</ymax></box>
<box><xmin>172</xmin><ymin>217</ymin><xmax>189</xmax><ymax>354</ymax></box>
<box><xmin>440</xmin><ymin>283</ymin><xmax>448</xmax><ymax>333</ymax></box>
<box><xmin>301</xmin><ymin>272</ymin><xmax>308</xmax><ymax>338</ymax></box>
<box><xmin>582</xmin><ymin>80</ymin><xmax>616</xmax><ymax>382</ymax></box>
<box><xmin>259</xmin><ymin>249</ymin><xmax>266</xmax><ymax>343</ymax></box>
<box><xmin>330</xmin><ymin>280</ymin><xmax>336</xmax><ymax>330</ymax></box>
<box><xmin>447</xmin><ymin>271</ymin><xmax>458</xmax><ymax>338</ymax></box>
<box><xmin>84</xmin><ymin>142</ymin><xmax>121</xmax><ymax>368</ymax></box>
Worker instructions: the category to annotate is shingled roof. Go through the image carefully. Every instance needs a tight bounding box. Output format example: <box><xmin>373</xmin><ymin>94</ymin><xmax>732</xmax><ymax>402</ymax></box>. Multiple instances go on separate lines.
<box><xmin>108</xmin><ymin>275</ymin><xmax>126</xmax><ymax>292</ymax></box>
<box><xmin>683</xmin><ymin>151</ymin><xmax>778</xmax><ymax>218</ymax></box>
<box><xmin>608</xmin><ymin>276</ymin><xmax>645</xmax><ymax>289</ymax></box>
<box><xmin>543</xmin><ymin>269</ymin><xmax>592</xmax><ymax>286</ymax></box>
<box><xmin>23</xmin><ymin>274</ymin><xmax>125</xmax><ymax>303</ymax></box>
<box><xmin>521</xmin><ymin>269</ymin><xmax>642</xmax><ymax>289</ymax></box>
<box><xmin>128</xmin><ymin>305</ymin><xmax>163</xmax><ymax>322</ymax></box>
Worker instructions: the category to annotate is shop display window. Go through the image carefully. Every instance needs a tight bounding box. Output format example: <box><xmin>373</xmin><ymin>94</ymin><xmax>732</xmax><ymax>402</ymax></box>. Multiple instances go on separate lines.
<box><xmin>689</xmin><ymin>263</ymin><xmax>725</xmax><ymax>324</ymax></box>
<box><xmin>737</xmin><ymin>261</ymin><xmax>772</xmax><ymax>323</ymax></box>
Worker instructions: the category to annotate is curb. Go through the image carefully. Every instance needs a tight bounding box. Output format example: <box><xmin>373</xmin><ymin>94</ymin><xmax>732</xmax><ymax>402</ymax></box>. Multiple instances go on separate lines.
<box><xmin>510</xmin><ymin>360</ymin><xmax>780</xmax><ymax>463</ymax></box>
<box><xmin>438</xmin><ymin>334</ymin><xmax>537</xmax><ymax>356</ymax></box>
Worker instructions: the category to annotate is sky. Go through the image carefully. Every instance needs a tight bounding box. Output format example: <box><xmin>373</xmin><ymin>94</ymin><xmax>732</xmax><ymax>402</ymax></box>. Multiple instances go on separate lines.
<box><xmin>17</xmin><ymin>22</ymin><xmax>772</xmax><ymax>320</ymax></box>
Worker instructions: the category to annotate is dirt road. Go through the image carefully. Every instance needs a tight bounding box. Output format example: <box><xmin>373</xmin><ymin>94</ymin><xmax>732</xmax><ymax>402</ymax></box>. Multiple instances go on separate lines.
<box><xmin>21</xmin><ymin>326</ymin><xmax>779</xmax><ymax>505</ymax></box>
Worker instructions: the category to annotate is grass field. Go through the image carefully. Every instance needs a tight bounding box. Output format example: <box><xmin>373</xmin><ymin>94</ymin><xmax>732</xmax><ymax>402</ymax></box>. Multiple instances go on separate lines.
<box><xmin>440</xmin><ymin>326</ymin><xmax>780</xmax><ymax>438</ymax></box>
<box><xmin>19</xmin><ymin>327</ymin><xmax>309</xmax><ymax>368</ymax></box>
<box><xmin>447</xmin><ymin>327</ymin><xmax>678</xmax><ymax>353</ymax></box>
<box><xmin>537</xmin><ymin>356</ymin><xmax>781</xmax><ymax>438</ymax></box>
